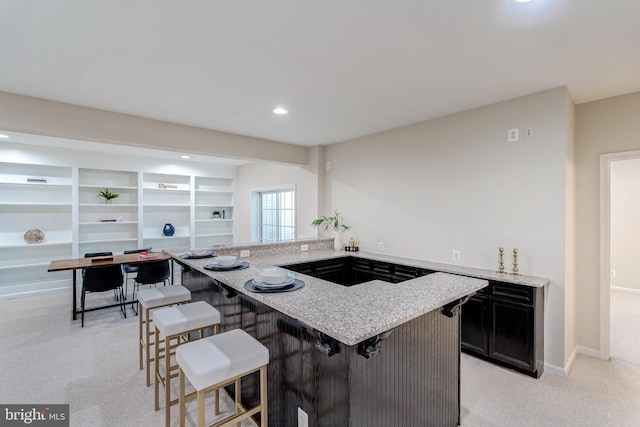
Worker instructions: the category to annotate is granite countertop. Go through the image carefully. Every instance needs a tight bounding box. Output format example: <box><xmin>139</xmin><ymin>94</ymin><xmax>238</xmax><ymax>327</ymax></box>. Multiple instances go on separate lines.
<box><xmin>169</xmin><ymin>247</ymin><xmax>492</xmax><ymax>346</ymax></box>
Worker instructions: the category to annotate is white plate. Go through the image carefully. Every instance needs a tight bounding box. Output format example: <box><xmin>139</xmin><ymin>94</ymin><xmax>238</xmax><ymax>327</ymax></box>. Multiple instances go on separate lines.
<box><xmin>252</xmin><ymin>276</ymin><xmax>295</xmax><ymax>289</ymax></box>
<box><xmin>209</xmin><ymin>261</ymin><xmax>243</xmax><ymax>268</ymax></box>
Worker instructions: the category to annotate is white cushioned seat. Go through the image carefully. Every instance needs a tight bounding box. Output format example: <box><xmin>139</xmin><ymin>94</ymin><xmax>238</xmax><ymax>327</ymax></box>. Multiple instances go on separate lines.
<box><xmin>153</xmin><ymin>301</ymin><xmax>221</xmax><ymax>338</ymax></box>
<box><xmin>138</xmin><ymin>285</ymin><xmax>191</xmax><ymax>309</ymax></box>
<box><xmin>176</xmin><ymin>329</ymin><xmax>269</xmax><ymax>391</ymax></box>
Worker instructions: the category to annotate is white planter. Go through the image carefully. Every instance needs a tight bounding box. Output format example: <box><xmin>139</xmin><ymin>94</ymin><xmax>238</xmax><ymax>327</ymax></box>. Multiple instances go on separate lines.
<box><xmin>334</xmin><ymin>231</ymin><xmax>343</xmax><ymax>251</ymax></box>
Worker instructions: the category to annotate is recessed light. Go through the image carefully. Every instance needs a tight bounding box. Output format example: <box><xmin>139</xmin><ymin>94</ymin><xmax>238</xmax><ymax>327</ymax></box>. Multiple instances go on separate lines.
<box><xmin>514</xmin><ymin>0</ymin><xmax>533</xmax><ymax>3</ymax></box>
<box><xmin>181</xmin><ymin>155</ymin><xmax>190</xmax><ymax>159</ymax></box>
<box><xmin>0</xmin><ymin>134</ymin><xmax>9</xmax><ymax>139</ymax></box>
<box><xmin>273</xmin><ymin>107</ymin><xmax>288</xmax><ymax>115</ymax></box>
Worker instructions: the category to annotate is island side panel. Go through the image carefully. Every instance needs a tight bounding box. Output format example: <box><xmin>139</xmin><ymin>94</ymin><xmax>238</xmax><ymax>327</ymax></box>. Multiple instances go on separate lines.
<box><xmin>349</xmin><ymin>308</ymin><xmax>460</xmax><ymax>427</ymax></box>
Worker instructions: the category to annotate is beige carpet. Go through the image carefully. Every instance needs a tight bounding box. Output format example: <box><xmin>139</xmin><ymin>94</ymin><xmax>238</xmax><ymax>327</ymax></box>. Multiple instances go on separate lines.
<box><xmin>1</xmin><ymin>290</ymin><xmax>640</xmax><ymax>426</ymax></box>
<box><xmin>610</xmin><ymin>290</ymin><xmax>640</xmax><ymax>366</ymax></box>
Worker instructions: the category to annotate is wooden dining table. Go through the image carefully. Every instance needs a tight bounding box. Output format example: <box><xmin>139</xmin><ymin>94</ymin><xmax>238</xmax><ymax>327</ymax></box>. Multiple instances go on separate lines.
<box><xmin>48</xmin><ymin>251</ymin><xmax>173</xmax><ymax>320</ymax></box>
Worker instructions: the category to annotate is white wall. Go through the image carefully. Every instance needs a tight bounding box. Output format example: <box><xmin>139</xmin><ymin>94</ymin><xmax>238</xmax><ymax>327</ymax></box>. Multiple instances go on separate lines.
<box><xmin>610</xmin><ymin>158</ymin><xmax>640</xmax><ymax>292</ymax></box>
<box><xmin>575</xmin><ymin>91</ymin><xmax>640</xmax><ymax>352</ymax></box>
<box><xmin>324</xmin><ymin>87</ymin><xmax>572</xmax><ymax>371</ymax></box>
<box><xmin>234</xmin><ymin>162</ymin><xmax>319</xmax><ymax>244</ymax></box>
<box><xmin>0</xmin><ymin>91</ymin><xmax>308</xmax><ymax>165</ymax></box>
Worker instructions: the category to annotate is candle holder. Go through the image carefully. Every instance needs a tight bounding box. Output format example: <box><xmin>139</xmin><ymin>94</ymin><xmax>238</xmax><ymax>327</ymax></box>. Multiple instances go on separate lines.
<box><xmin>512</xmin><ymin>248</ymin><xmax>519</xmax><ymax>275</ymax></box>
<box><xmin>498</xmin><ymin>247</ymin><xmax>505</xmax><ymax>273</ymax></box>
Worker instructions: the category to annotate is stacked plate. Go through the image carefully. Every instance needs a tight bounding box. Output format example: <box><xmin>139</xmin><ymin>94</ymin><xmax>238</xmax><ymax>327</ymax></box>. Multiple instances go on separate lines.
<box><xmin>253</xmin><ymin>267</ymin><xmax>294</xmax><ymax>290</ymax></box>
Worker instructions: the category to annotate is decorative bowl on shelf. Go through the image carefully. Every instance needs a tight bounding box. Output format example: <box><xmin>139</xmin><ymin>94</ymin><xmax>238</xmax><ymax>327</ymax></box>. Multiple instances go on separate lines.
<box><xmin>24</xmin><ymin>228</ymin><xmax>45</xmax><ymax>244</ymax></box>
<box><xmin>216</xmin><ymin>255</ymin><xmax>237</xmax><ymax>267</ymax></box>
<box><xmin>260</xmin><ymin>267</ymin><xmax>289</xmax><ymax>285</ymax></box>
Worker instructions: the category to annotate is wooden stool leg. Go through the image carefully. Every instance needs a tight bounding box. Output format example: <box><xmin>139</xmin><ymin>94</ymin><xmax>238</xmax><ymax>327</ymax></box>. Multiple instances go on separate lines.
<box><xmin>146</xmin><ymin>307</ymin><xmax>152</xmax><ymax>386</ymax></box>
<box><xmin>214</xmin><ymin>389</ymin><xmax>219</xmax><ymax>416</ymax></box>
<box><xmin>235</xmin><ymin>378</ymin><xmax>241</xmax><ymax>427</ymax></box>
<box><xmin>179</xmin><ymin>368</ymin><xmax>185</xmax><ymax>427</ymax></box>
<box><xmin>154</xmin><ymin>326</ymin><xmax>161</xmax><ymax>411</ymax></box>
<box><xmin>139</xmin><ymin>302</ymin><xmax>143</xmax><ymax>370</ymax></box>
<box><xmin>260</xmin><ymin>365</ymin><xmax>268</xmax><ymax>427</ymax></box>
<box><xmin>198</xmin><ymin>389</ymin><xmax>205</xmax><ymax>427</ymax></box>
<box><xmin>165</xmin><ymin>335</ymin><xmax>171</xmax><ymax>427</ymax></box>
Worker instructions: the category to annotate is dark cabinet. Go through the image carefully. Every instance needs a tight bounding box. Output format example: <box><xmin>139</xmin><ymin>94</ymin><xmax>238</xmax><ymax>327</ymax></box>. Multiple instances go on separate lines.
<box><xmin>461</xmin><ymin>280</ymin><xmax>544</xmax><ymax>378</ymax></box>
<box><xmin>282</xmin><ymin>257</ymin><xmax>434</xmax><ymax>287</ymax></box>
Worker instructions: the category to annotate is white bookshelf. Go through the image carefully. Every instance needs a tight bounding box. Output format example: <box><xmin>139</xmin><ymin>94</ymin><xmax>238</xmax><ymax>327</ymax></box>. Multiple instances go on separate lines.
<box><xmin>78</xmin><ymin>168</ymin><xmax>139</xmax><ymax>256</ymax></box>
<box><xmin>0</xmin><ymin>161</ymin><xmax>236</xmax><ymax>298</ymax></box>
<box><xmin>0</xmin><ymin>162</ymin><xmax>73</xmax><ymax>296</ymax></box>
<box><xmin>194</xmin><ymin>176</ymin><xmax>234</xmax><ymax>247</ymax></box>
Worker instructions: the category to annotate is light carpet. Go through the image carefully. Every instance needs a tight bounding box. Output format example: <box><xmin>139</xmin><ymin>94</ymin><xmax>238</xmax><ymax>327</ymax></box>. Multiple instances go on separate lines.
<box><xmin>1</xmin><ymin>290</ymin><xmax>640</xmax><ymax>426</ymax></box>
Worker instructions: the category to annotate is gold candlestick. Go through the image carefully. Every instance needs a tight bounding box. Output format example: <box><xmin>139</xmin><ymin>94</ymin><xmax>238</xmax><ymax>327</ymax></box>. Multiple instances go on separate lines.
<box><xmin>512</xmin><ymin>248</ymin><xmax>519</xmax><ymax>275</ymax></box>
<box><xmin>498</xmin><ymin>247</ymin><xmax>505</xmax><ymax>273</ymax></box>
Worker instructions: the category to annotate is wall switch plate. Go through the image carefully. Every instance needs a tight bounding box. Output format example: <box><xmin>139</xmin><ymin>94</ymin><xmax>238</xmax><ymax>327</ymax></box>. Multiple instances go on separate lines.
<box><xmin>452</xmin><ymin>250</ymin><xmax>461</xmax><ymax>262</ymax></box>
<box><xmin>301</xmin><ymin>244</ymin><xmax>309</xmax><ymax>251</ymax></box>
<box><xmin>378</xmin><ymin>242</ymin><xmax>384</xmax><ymax>251</ymax></box>
<box><xmin>524</xmin><ymin>126</ymin><xmax>534</xmax><ymax>138</ymax></box>
<box><xmin>326</xmin><ymin>161</ymin><xmax>331</xmax><ymax>170</ymax></box>
<box><xmin>610</xmin><ymin>269</ymin><xmax>616</xmax><ymax>277</ymax></box>
<box><xmin>298</xmin><ymin>407</ymin><xmax>308</xmax><ymax>427</ymax></box>
<box><xmin>240</xmin><ymin>250</ymin><xmax>250</xmax><ymax>258</ymax></box>
<box><xmin>508</xmin><ymin>128</ymin><xmax>519</xmax><ymax>142</ymax></box>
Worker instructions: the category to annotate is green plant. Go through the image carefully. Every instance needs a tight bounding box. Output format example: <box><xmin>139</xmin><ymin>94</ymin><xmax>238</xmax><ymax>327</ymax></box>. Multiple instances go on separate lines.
<box><xmin>98</xmin><ymin>188</ymin><xmax>120</xmax><ymax>201</ymax></box>
<box><xmin>312</xmin><ymin>210</ymin><xmax>351</xmax><ymax>233</ymax></box>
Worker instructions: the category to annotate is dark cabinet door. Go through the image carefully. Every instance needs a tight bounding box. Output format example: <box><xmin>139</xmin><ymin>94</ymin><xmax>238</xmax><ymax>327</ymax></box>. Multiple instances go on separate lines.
<box><xmin>461</xmin><ymin>295</ymin><xmax>489</xmax><ymax>356</ymax></box>
<box><xmin>488</xmin><ymin>299</ymin><xmax>535</xmax><ymax>371</ymax></box>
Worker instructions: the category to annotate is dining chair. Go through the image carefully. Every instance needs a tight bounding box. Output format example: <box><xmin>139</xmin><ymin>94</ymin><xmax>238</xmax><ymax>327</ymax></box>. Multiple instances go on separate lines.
<box><xmin>81</xmin><ymin>252</ymin><xmax>126</xmax><ymax>327</ymax></box>
<box><xmin>122</xmin><ymin>248</ymin><xmax>151</xmax><ymax>300</ymax></box>
<box><xmin>132</xmin><ymin>259</ymin><xmax>171</xmax><ymax>313</ymax></box>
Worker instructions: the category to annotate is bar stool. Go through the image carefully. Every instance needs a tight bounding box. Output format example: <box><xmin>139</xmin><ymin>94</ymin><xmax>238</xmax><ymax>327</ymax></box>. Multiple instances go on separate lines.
<box><xmin>176</xmin><ymin>329</ymin><xmax>269</xmax><ymax>427</ymax></box>
<box><xmin>138</xmin><ymin>285</ymin><xmax>191</xmax><ymax>386</ymax></box>
<box><xmin>153</xmin><ymin>301</ymin><xmax>221</xmax><ymax>427</ymax></box>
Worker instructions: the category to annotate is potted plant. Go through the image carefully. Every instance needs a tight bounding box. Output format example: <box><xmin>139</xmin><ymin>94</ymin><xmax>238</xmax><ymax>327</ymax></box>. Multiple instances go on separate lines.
<box><xmin>98</xmin><ymin>188</ymin><xmax>119</xmax><ymax>204</ymax></box>
<box><xmin>212</xmin><ymin>210</ymin><xmax>221</xmax><ymax>219</ymax></box>
<box><xmin>312</xmin><ymin>210</ymin><xmax>351</xmax><ymax>250</ymax></box>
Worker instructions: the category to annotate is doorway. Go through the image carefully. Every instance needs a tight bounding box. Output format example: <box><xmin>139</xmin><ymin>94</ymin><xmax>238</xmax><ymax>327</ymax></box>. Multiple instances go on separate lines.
<box><xmin>600</xmin><ymin>151</ymin><xmax>640</xmax><ymax>364</ymax></box>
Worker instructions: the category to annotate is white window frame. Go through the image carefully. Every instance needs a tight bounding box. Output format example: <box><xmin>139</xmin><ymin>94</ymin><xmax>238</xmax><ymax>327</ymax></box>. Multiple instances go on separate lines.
<box><xmin>251</xmin><ymin>184</ymin><xmax>296</xmax><ymax>243</ymax></box>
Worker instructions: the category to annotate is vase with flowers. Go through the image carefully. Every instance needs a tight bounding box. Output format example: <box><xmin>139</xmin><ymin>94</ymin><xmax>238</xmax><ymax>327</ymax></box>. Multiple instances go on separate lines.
<box><xmin>312</xmin><ymin>210</ymin><xmax>351</xmax><ymax>251</ymax></box>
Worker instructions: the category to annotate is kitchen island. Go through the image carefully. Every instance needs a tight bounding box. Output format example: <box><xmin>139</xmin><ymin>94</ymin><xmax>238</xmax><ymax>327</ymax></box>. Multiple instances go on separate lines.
<box><xmin>170</xmin><ymin>240</ymin><xmax>488</xmax><ymax>426</ymax></box>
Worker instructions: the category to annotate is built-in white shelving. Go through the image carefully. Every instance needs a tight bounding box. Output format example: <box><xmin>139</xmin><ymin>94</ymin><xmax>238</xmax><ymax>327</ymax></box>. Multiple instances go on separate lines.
<box><xmin>0</xmin><ymin>162</ymin><xmax>236</xmax><ymax>298</ymax></box>
<box><xmin>0</xmin><ymin>162</ymin><xmax>73</xmax><ymax>296</ymax></box>
<box><xmin>193</xmin><ymin>176</ymin><xmax>234</xmax><ymax>247</ymax></box>
<box><xmin>78</xmin><ymin>168</ymin><xmax>140</xmax><ymax>256</ymax></box>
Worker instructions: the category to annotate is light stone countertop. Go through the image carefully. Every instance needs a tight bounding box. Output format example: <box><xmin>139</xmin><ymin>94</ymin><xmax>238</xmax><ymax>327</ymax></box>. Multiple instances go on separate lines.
<box><xmin>169</xmin><ymin>246</ymin><xmax>493</xmax><ymax>346</ymax></box>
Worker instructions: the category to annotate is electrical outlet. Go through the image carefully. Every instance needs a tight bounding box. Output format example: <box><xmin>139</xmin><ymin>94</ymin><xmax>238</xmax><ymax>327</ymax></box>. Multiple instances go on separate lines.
<box><xmin>240</xmin><ymin>250</ymin><xmax>250</xmax><ymax>258</ymax></box>
<box><xmin>610</xmin><ymin>269</ymin><xmax>616</xmax><ymax>278</ymax></box>
<box><xmin>452</xmin><ymin>250</ymin><xmax>461</xmax><ymax>262</ymax></box>
<box><xmin>298</xmin><ymin>407</ymin><xmax>308</xmax><ymax>427</ymax></box>
<box><xmin>508</xmin><ymin>128</ymin><xmax>519</xmax><ymax>142</ymax></box>
<box><xmin>378</xmin><ymin>242</ymin><xmax>384</xmax><ymax>251</ymax></box>
<box><xmin>301</xmin><ymin>244</ymin><xmax>309</xmax><ymax>252</ymax></box>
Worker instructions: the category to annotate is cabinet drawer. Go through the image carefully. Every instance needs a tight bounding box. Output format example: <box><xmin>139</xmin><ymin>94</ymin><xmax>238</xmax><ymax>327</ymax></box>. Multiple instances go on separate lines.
<box><xmin>491</xmin><ymin>282</ymin><xmax>534</xmax><ymax>304</ymax></box>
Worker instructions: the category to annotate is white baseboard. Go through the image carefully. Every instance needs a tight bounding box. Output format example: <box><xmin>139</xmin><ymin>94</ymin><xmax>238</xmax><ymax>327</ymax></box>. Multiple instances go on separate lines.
<box><xmin>543</xmin><ymin>361</ymin><xmax>567</xmax><ymax>377</ymax></box>
<box><xmin>611</xmin><ymin>286</ymin><xmax>640</xmax><ymax>295</ymax></box>
<box><xmin>545</xmin><ymin>345</ymin><xmax>603</xmax><ymax>377</ymax></box>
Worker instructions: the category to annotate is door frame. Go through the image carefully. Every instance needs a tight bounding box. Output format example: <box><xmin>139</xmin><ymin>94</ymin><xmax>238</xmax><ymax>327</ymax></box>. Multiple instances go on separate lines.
<box><xmin>599</xmin><ymin>149</ymin><xmax>640</xmax><ymax>360</ymax></box>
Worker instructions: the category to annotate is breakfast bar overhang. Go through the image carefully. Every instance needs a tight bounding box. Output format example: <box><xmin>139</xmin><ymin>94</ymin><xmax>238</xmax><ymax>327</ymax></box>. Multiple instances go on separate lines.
<box><xmin>171</xmin><ymin>246</ymin><xmax>488</xmax><ymax>427</ymax></box>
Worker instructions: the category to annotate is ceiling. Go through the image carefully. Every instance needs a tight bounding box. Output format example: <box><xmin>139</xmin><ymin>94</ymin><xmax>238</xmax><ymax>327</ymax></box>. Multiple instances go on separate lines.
<box><xmin>1</xmin><ymin>0</ymin><xmax>639</xmax><ymax>147</ymax></box>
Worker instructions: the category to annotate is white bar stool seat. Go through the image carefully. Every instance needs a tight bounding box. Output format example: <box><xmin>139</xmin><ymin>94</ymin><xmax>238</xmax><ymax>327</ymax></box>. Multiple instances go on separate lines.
<box><xmin>153</xmin><ymin>301</ymin><xmax>221</xmax><ymax>427</ymax></box>
<box><xmin>138</xmin><ymin>285</ymin><xmax>191</xmax><ymax>386</ymax></box>
<box><xmin>177</xmin><ymin>329</ymin><xmax>269</xmax><ymax>427</ymax></box>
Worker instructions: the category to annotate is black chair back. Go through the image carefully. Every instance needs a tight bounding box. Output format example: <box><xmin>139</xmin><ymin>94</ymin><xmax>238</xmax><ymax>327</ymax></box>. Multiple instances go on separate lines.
<box><xmin>83</xmin><ymin>264</ymin><xmax>124</xmax><ymax>292</ymax></box>
<box><xmin>135</xmin><ymin>259</ymin><xmax>170</xmax><ymax>285</ymax></box>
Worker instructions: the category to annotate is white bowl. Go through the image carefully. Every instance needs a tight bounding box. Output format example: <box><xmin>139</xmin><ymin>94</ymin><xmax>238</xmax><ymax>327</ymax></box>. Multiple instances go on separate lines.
<box><xmin>190</xmin><ymin>248</ymin><xmax>210</xmax><ymax>256</ymax></box>
<box><xmin>216</xmin><ymin>255</ymin><xmax>237</xmax><ymax>267</ymax></box>
<box><xmin>260</xmin><ymin>267</ymin><xmax>288</xmax><ymax>285</ymax></box>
